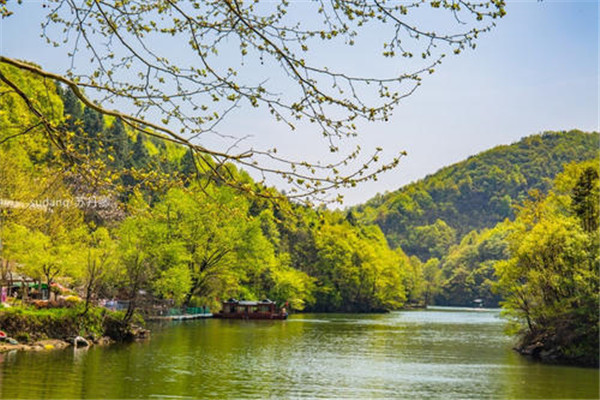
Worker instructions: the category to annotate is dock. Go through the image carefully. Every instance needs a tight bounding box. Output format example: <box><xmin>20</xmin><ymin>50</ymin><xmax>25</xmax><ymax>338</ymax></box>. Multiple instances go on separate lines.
<box><xmin>146</xmin><ymin>306</ymin><xmax>213</xmax><ymax>321</ymax></box>
<box><xmin>148</xmin><ymin>313</ymin><xmax>213</xmax><ymax>321</ymax></box>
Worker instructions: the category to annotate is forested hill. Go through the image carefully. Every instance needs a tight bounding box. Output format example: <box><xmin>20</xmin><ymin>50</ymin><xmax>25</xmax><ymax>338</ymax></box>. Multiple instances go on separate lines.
<box><xmin>354</xmin><ymin>130</ymin><xmax>599</xmax><ymax>261</ymax></box>
<box><xmin>0</xmin><ymin>64</ymin><xmax>416</xmax><ymax>314</ymax></box>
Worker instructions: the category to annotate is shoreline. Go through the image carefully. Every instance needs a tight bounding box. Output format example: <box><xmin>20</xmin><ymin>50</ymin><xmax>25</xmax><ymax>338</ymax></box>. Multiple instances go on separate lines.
<box><xmin>2</xmin><ymin>310</ymin><xmax>596</xmax><ymax>370</ymax></box>
<box><xmin>0</xmin><ymin>337</ymin><xmax>115</xmax><ymax>353</ymax></box>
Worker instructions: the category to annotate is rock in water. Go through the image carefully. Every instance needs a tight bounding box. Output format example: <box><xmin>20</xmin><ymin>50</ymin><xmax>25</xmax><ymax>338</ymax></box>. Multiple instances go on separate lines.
<box><xmin>72</xmin><ymin>336</ymin><xmax>90</xmax><ymax>347</ymax></box>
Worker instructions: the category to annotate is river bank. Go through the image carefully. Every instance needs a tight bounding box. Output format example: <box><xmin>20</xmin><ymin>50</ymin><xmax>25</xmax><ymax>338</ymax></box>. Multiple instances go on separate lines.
<box><xmin>0</xmin><ymin>338</ymin><xmax>106</xmax><ymax>353</ymax></box>
<box><xmin>0</xmin><ymin>339</ymin><xmax>71</xmax><ymax>353</ymax></box>
<box><xmin>0</xmin><ymin>303</ymin><xmax>149</xmax><ymax>352</ymax></box>
<box><xmin>516</xmin><ymin>330</ymin><xmax>599</xmax><ymax>368</ymax></box>
<box><xmin>0</xmin><ymin>335</ymin><xmax>120</xmax><ymax>353</ymax></box>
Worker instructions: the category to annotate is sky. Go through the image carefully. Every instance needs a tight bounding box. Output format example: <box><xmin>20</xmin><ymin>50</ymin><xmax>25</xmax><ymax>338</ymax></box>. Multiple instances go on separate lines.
<box><xmin>1</xmin><ymin>0</ymin><xmax>598</xmax><ymax>206</ymax></box>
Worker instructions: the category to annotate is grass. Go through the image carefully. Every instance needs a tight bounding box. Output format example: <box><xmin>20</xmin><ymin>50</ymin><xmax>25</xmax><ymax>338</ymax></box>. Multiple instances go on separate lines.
<box><xmin>0</xmin><ymin>304</ymin><xmax>122</xmax><ymax>342</ymax></box>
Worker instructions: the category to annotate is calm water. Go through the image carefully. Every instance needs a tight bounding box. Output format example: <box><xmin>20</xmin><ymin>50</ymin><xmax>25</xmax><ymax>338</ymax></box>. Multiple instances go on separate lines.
<box><xmin>0</xmin><ymin>308</ymin><xmax>597</xmax><ymax>399</ymax></box>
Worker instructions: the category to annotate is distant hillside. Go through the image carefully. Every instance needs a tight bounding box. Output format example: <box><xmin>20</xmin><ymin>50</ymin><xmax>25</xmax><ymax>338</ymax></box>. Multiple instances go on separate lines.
<box><xmin>354</xmin><ymin>130</ymin><xmax>599</xmax><ymax>261</ymax></box>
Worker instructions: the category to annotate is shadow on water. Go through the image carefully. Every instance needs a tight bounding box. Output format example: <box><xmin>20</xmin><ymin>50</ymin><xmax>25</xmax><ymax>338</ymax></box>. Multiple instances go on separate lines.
<box><xmin>0</xmin><ymin>308</ymin><xmax>597</xmax><ymax>399</ymax></box>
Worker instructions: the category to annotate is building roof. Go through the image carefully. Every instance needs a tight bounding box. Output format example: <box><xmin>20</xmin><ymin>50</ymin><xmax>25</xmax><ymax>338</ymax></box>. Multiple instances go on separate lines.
<box><xmin>8</xmin><ymin>273</ymin><xmax>36</xmax><ymax>282</ymax></box>
<box><xmin>223</xmin><ymin>298</ymin><xmax>275</xmax><ymax>305</ymax></box>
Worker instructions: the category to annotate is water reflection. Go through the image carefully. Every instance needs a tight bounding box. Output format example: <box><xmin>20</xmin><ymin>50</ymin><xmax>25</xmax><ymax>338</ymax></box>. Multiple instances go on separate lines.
<box><xmin>0</xmin><ymin>309</ymin><xmax>597</xmax><ymax>399</ymax></box>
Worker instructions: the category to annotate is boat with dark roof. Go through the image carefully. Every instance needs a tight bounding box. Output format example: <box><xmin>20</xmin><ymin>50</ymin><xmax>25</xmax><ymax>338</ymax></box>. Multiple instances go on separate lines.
<box><xmin>213</xmin><ymin>299</ymin><xmax>288</xmax><ymax>320</ymax></box>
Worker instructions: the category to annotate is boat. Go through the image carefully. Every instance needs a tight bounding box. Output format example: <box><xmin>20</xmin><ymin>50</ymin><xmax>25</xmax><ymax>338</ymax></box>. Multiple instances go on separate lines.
<box><xmin>213</xmin><ymin>298</ymin><xmax>288</xmax><ymax>320</ymax></box>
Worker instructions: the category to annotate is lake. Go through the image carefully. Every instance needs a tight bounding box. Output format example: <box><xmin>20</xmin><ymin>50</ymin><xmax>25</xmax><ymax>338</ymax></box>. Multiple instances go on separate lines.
<box><xmin>0</xmin><ymin>308</ymin><xmax>597</xmax><ymax>399</ymax></box>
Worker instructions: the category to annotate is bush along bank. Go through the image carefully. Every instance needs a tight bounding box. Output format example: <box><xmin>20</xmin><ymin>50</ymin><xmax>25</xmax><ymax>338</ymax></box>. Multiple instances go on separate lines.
<box><xmin>0</xmin><ymin>304</ymin><xmax>149</xmax><ymax>352</ymax></box>
<box><xmin>515</xmin><ymin>321</ymin><xmax>599</xmax><ymax>368</ymax></box>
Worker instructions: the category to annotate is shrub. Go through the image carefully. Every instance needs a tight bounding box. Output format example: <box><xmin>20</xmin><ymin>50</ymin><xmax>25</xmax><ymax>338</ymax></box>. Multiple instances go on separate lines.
<box><xmin>64</xmin><ymin>296</ymin><xmax>82</xmax><ymax>307</ymax></box>
<box><xmin>15</xmin><ymin>332</ymin><xmax>30</xmax><ymax>343</ymax></box>
<box><xmin>102</xmin><ymin>311</ymin><xmax>144</xmax><ymax>342</ymax></box>
<box><xmin>0</xmin><ymin>304</ymin><xmax>117</xmax><ymax>341</ymax></box>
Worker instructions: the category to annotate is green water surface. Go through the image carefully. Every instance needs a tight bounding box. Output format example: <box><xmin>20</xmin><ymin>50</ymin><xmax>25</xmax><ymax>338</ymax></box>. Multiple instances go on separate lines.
<box><xmin>0</xmin><ymin>308</ymin><xmax>597</xmax><ymax>399</ymax></box>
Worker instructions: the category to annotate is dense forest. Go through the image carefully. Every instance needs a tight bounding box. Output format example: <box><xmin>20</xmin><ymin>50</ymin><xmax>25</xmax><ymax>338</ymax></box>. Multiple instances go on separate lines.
<box><xmin>0</xmin><ymin>64</ymin><xmax>418</xmax><ymax>314</ymax></box>
<box><xmin>496</xmin><ymin>160</ymin><xmax>599</xmax><ymax>366</ymax></box>
<box><xmin>1</xmin><ymin>65</ymin><xmax>598</xmax><ymax>365</ymax></box>
<box><xmin>354</xmin><ymin>130</ymin><xmax>599</xmax><ymax>307</ymax></box>
<box><xmin>356</xmin><ymin>130</ymin><xmax>598</xmax><ymax>258</ymax></box>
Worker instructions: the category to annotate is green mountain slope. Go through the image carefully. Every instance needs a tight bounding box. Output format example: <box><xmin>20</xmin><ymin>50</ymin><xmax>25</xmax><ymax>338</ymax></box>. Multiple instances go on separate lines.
<box><xmin>0</xmin><ymin>64</ymin><xmax>413</xmax><ymax>313</ymax></box>
<box><xmin>355</xmin><ymin>130</ymin><xmax>600</xmax><ymax>261</ymax></box>
<box><xmin>2</xmin><ymin>64</ymin><xmax>598</xmax><ymax>315</ymax></box>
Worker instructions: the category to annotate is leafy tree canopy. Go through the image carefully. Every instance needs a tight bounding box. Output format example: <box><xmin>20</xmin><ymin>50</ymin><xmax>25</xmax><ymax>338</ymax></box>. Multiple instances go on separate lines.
<box><xmin>495</xmin><ymin>160</ymin><xmax>599</xmax><ymax>366</ymax></box>
<box><xmin>1</xmin><ymin>0</ymin><xmax>505</xmax><ymax>203</ymax></box>
<box><xmin>355</xmin><ymin>130</ymin><xmax>599</xmax><ymax>259</ymax></box>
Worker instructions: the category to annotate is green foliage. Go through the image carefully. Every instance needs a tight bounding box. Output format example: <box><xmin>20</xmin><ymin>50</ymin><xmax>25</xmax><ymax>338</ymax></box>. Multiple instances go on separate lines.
<box><xmin>421</xmin><ymin>258</ymin><xmax>442</xmax><ymax>305</ymax></box>
<box><xmin>0</xmin><ymin>66</ymin><xmax>414</xmax><ymax>316</ymax></box>
<box><xmin>352</xmin><ymin>131</ymin><xmax>598</xmax><ymax>310</ymax></box>
<box><xmin>356</xmin><ymin>131</ymin><xmax>599</xmax><ymax>261</ymax></box>
<box><xmin>312</xmin><ymin>222</ymin><xmax>406</xmax><ymax>312</ymax></box>
<box><xmin>409</xmin><ymin>219</ymin><xmax>456</xmax><ymax>259</ymax></box>
<box><xmin>2</xmin><ymin>217</ymin><xmax>85</xmax><ymax>290</ymax></box>
<box><xmin>0</xmin><ymin>63</ymin><xmax>63</xmax><ymax>159</ymax></box>
<box><xmin>402</xmin><ymin>255</ymin><xmax>425</xmax><ymax>306</ymax></box>
<box><xmin>495</xmin><ymin>161</ymin><xmax>599</xmax><ymax>366</ymax></box>
<box><xmin>267</xmin><ymin>263</ymin><xmax>315</xmax><ymax>311</ymax></box>
<box><xmin>104</xmin><ymin>118</ymin><xmax>131</xmax><ymax>170</ymax></box>
<box><xmin>15</xmin><ymin>331</ymin><xmax>30</xmax><ymax>343</ymax></box>
<box><xmin>571</xmin><ymin>166</ymin><xmax>599</xmax><ymax>233</ymax></box>
<box><xmin>0</xmin><ymin>304</ymin><xmax>115</xmax><ymax>341</ymax></box>
<box><xmin>434</xmin><ymin>225</ymin><xmax>508</xmax><ymax>307</ymax></box>
<box><xmin>4</xmin><ymin>64</ymin><xmax>597</xmax><ymax>332</ymax></box>
<box><xmin>153</xmin><ymin>264</ymin><xmax>192</xmax><ymax>307</ymax></box>
<box><xmin>131</xmin><ymin>135</ymin><xmax>151</xmax><ymax>169</ymax></box>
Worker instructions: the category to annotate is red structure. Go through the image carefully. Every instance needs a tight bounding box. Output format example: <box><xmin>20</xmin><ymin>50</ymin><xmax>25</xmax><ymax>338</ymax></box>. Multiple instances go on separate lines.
<box><xmin>214</xmin><ymin>299</ymin><xmax>288</xmax><ymax>320</ymax></box>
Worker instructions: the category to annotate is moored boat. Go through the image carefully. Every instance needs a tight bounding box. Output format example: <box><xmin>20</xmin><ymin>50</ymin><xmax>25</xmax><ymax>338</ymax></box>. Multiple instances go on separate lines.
<box><xmin>214</xmin><ymin>299</ymin><xmax>288</xmax><ymax>320</ymax></box>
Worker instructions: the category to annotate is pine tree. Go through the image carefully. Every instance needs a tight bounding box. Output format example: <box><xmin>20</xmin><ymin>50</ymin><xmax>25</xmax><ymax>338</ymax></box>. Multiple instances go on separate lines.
<box><xmin>62</xmin><ymin>88</ymin><xmax>83</xmax><ymax>122</ymax></box>
<box><xmin>131</xmin><ymin>135</ymin><xmax>150</xmax><ymax>169</ymax></box>
<box><xmin>180</xmin><ymin>148</ymin><xmax>197</xmax><ymax>178</ymax></box>
<box><xmin>82</xmin><ymin>108</ymin><xmax>104</xmax><ymax>153</ymax></box>
<box><xmin>571</xmin><ymin>167</ymin><xmax>599</xmax><ymax>233</ymax></box>
<box><xmin>105</xmin><ymin>118</ymin><xmax>132</xmax><ymax>169</ymax></box>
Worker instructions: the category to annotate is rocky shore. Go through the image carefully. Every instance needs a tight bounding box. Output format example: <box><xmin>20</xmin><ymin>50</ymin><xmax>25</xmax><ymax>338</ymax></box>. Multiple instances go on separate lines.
<box><xmin>0</xmin><ymin>303</ymin><xmax>151</xmax><ymax>353</ymax></box>
<box><xmin>0</xmin><ymin>336</ymin><xmax>115</xmax><ymax>353</ymax></box>
<box><xmin>516</xmin><ymin>331</ymin><xmax>599</xmax><ymax>368</ymax></box>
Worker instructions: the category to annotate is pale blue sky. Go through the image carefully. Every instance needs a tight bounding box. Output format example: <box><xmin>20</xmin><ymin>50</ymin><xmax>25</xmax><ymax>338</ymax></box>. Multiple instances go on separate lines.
<box><xmin>1</xmin><ymin>1</ymin><xmax>598</xmax><ymax>206</ymax></box>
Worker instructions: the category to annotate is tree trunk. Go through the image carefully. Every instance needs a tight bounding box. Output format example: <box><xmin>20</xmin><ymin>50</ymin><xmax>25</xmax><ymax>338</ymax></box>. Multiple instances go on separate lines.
<box><xmin>83</xmin><ymin>280</ymin><xmax>94</xmax><ymax>316</ymax></box>
<box><xmin>124</xmin><ymin>298</ymin><xmax>136</xmax><ymax>323</ymax></box>
<box><xmin>124</xmin><ymin>277</ymin><xmax>140</xmax><ymax>323</ymax></box>
<box><xmin>182</xmin><ymin>278</ymin><xmax>200</xmax><ymax>309</ymax></box>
